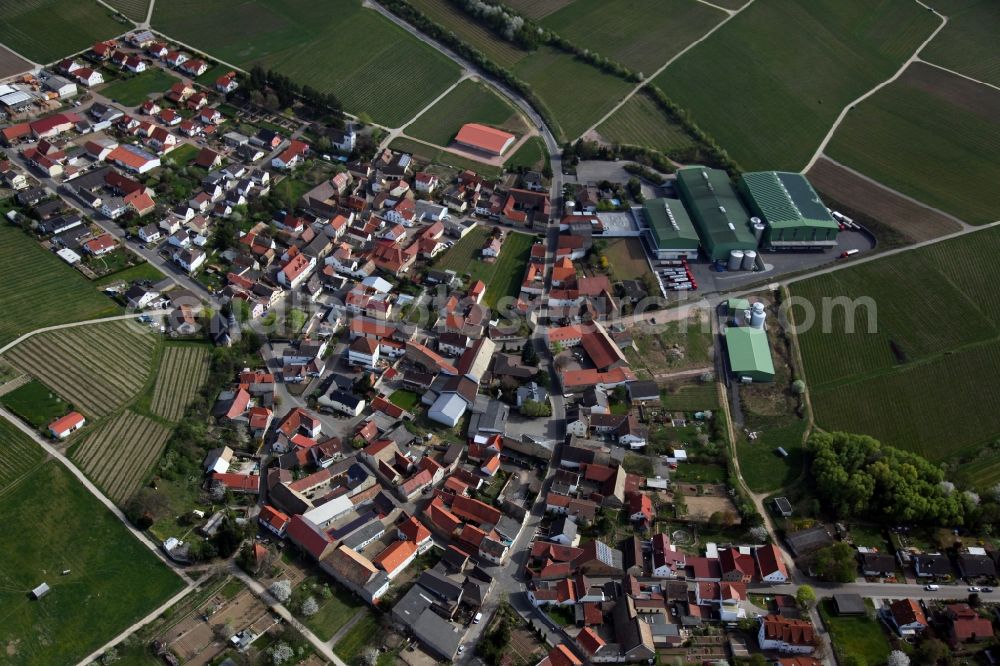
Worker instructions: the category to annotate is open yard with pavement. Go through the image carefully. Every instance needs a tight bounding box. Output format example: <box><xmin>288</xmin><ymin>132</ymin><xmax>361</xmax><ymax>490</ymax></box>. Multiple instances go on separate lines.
<box><xmin>0</xmin><ymin>459</ymin><xmax>183</xmax><ymax>666</ymax></box>
<box><xmin>0</xmin><ymin>0</ymin><xmax>126</xmax><ymax>64</ymax></box>
<box><xmin>539</xmin><ymin>0</ymin><xmax>725</xmax><ymax>74</ymax></box>
<box><xmin>825</xmin><ymin>62</ymin><xmax>1000</xmax><ymax>225</ymax></box>
<box><xmin>152</xmin><ymin>0</ymin><xmax>461</xmax><ymax>127</ymax></box>
<box><xmin>0</xmin><ymin>223</ymin><xmax>120</xmax><ymax>349</ymax></box>
<box><xmin>433</xmin><ymin>226</ymin><xmax>537</xmax><ymax>307</ymax></box>
<box><xmin>790</xmin><ymin>227</ymin><xmax>1000</xmax><ymax>480</ymax></box>
<box><xmin>655</xmin><ymin>0</ymin><xmax>940</xmax><ymax>170</ymax></box>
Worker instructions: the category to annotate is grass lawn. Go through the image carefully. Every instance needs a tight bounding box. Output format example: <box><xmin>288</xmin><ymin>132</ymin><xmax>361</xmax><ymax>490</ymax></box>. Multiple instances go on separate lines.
<box><xmin>333</xmin><ymin>610</ymin><xmax>380</xmax><ymax>661</ymax></box>
<box><xmin>389</xmin><ymin>137</ymin><xmax>504</xmax><ymax>180</ymax></box>
<box><xmin>505</xmin><ymin>136</ymin><xmax>549</xmax><ymax>172</ymax></box>
<box><xmin>272</xmin><ymin>176</ymin><xmax>314</xmax><ymax>207</ymax></box>
<box><xmin>161</xmin><ymin>143</ymin><xmax>199</xmax><ymax>168</ymax></box>
<box><xmin>672</xmin><ymin>462</ymin><xmax>727</xmax><ymax>484</ymax></box>
<box><xmin>622</xmin><ymin>453</ymin><xmax>654</xmax><ymax>477</ymax></box>
<box><xmin>626</xmin><ymin>316</ymin><xmax>713</xmax><ymax>377</ymax></box>
<box><xmin>0</xmin><ymin>223</ymin><xmax>120</xmax><ymax>349</ymax></box>
<box><xmin>920</xmin><ymin>0</ymin><xmax>1000</xmax><ymax>87</ymax></box>
<box><xmin>0</xmin><ymin>460</ymin><xmax>184</xmax><ymax>666</ymax></box>
<box><xmin>0</xmin><ymin>379</ymin><xmax>71</xmax><ymax>429</ymax></box>
<box><xmin>433</xmin><ymin>226</ymin><xmax>537</xmax><ymax>308</ymax></box>
<box><xmin>790</xmin><ymin>226</ymin><xmax>1000</xmax><ymax>467</ymax></box>
<box><xmin>95</xmin><ymin>261</ymin><xmax>165</xmax><ymax>287</ymax></box>
<box><xmin>540</xmin><ymin>0</ymin><xmax>725</xmax><ymax>74</ymax></box>
<box><xmin>100</xmin><ymin>69</ymin><xmax>181</xmax><ymax>106</ymax></box>
<box><xmin>826</xmin><ymin>62</ymin><xmax>1000</xmax><ymax>225</ymax></box>
<box><xmin>388</xmin><ymin>389</ymin><xmax>420</xmax><ymax>411</ymax></box>
<box><xmin>602</xmin><ymin>238</ymin><xmax>654</xmax><ymax>282</ymax></box>
<box><xmin>819</xmin><ymin>599</ymin><xmax>892</xmax><ymax>665</ymax></box>
<box><xmin>737</xmin><ymin>417</ymin><xmax>807</xmax><ymax>494</ymax></box>
<box><xmin>407</xmin><ymin>79</ymin><xmax>528</xmax><ymax>147</ymax></box>
<box><xmin>0</xmin><ymin>0</ymin><xmax>125</xmax><ymax>64</ymax></box>
<box><xmin>153</xmin><ymin>0</ymin><xmax>461</xmax><ymax>127</ymax></box>
<box><xmin>655</xmin><ymin>0</ymin><xmax>940</xmax><ymax>169</ymax></box>
<box><xmin>597</xmin><ymin>91</ymin><xmax>696</xmax><ymax>154</ymax></box>
<box><xmin>513</xmin><ymin>45</ymin><xmax>633</xmax><ymax>142</ymax></box>
<box><xmin>194</xmin><ymin>63</ymin><xmax>233</xmax><ymax>87</ymax></box>
<box><xmin>659</xmin><ymin>383</ymin><xmax>720</xmax><ymax>411</ymax></box>
<box><xmin>289</xmin><ymin>576</ymin><xmax>363</xmax><ymax>641</ymax></box>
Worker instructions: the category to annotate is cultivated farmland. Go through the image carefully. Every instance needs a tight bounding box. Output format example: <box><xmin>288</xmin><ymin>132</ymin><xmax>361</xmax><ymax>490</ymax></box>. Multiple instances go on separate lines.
<box><xmin>406</xmin><ymin>79</ymin><xmax>529</xmax><ymax>147</ymax></box>
<box><xmin>655</xmin><ymin>0</ymin><xmax>940</xmax><ymax>170</ymax></box>
<box><xmin>2</xmin><ymin>321</ymin><xmax>159</xmax><ymax>418</ymax></box>
<box><xmin>505</xmin><ymin>0</ymin><xmax>575</xmax><ymax>20</ymax></box>
<box><xmin>434</xmin><ymin>227</ymin><xmax>536</xmax><ymax>308</ymax></box>
<box><xmin>0</xmin><ymin>0</ymin><xmax>125</xmax><ymax>64</ymax></box>
<box><xmin>152</xmin><ymin>0</ymin><xmax>461</xmax><ymax>127</ymax></box>
<box><xmin>0</xmin><ymin>45</ymin><xmax>32</xmax><ymax>79</ymax></box>
<box><xmin>0</xmin><ymin>223</ymin><xmax>120</xmax><ymax>348</ymax></box>
<box><xmin>150</xmin><ymin>345</ymin><xmax>210</xmax><ymax>421</ymax></box>
<box><xmin>71</xmin><ymin>410</ymin><xmax>172</xmax><ymax>503</ymax></box>
<box><xmin>0</xmin><ymin>460</ymin><xmax>183</xmax><ymax>666</ymax></box>
<box><xmin>105</xmin><ymin>0</ymin><xmax>150</xmax><ymax>22</ymax></box>
<box><xmin>0</xmin><ymin>418</ymin><xmax>44</xmax><ymax>494</ymax></box>
<box><xmin>920</xmin><ymin>0</ymin><xmax>1000</xmax><ymax>87</ymax></box>
<box><xmin>513</xmin><ymin>46</ymin><xmax>633</xmax><ymax>142</ymax></box>
<box><xmin>505</xmin><ymin>136</ymin><xmax>549</xmax><ymax>172</ymax></box>
<box><xmin>596</xmin><ymin>92</ymin><xmax>695</xmax><ymax>154</ymax></box>
<box><xmin>826</xmin><ymin>62</ymin><xmax>1000</xmax><ymax>225</ymax></box>
<box><xmin>540</xmin><ymin>0</ymin><xmax>725</xmax><ymax>74</ymax></box>
<box><xmin>407</xmin><ymin>0</ymin><xmax>528</xmax><ymax>68</ymax></box>
<box><xmin>790</xmin><ymin>227</ymin><xmax>1000</xmax><ymax>467</ymax></box>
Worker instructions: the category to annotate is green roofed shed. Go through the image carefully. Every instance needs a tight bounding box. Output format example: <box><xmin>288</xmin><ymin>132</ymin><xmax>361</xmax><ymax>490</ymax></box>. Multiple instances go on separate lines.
<box><xmin>643</xmin><ymin>197</ymin><xmax>699</xmax><ymax>259</ymax></box>
<box><xmin>724</xmin><ymin>326</ymin><xmax>774</xmax><ymax>382</ymax></box>
<box><xmin>674</xmin><ymin>166</ymin><xmax>757</xmax><ymax>261</ymax></box>
<box><xmin>739</xmin><ymin>171</ymin><xmax>839</xmax><ymax>249</ymax></box>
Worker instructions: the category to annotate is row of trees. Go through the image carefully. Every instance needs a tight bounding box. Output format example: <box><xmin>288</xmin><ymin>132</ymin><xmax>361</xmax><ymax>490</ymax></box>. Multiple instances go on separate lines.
<box><xmin>242</xmin><ymin>64</ymin><xmax>344</xmax><ymax>123</ymax></box>
<box><xmin>451</xmin><ymin>0</ymin><xmax>541</xmax><ymax>50</ymax></box>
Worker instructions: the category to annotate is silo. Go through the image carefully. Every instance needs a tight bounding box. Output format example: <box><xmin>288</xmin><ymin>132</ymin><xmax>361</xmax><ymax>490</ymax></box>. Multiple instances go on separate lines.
<box><xmin>741</xmin><ymin>250</ymin><xmax>757</xmax><ymax>271</ymax></box>
<box><xmin>751</xmin><ymin>216</ymin><xmax>766</xmax><ymax>242</ymax></box>
<box><xmin>563</xmin><ymin>200</ymin><xmax>576</xmax><ymax>216</ymax></box>
<box><xmin>748</xmin><ymin>302</ymin><xmax>766</xmax><ymax>329</ymax></box>
<box><xmin>727</xmin><ymin>250</ymin><xmax>744</xmax><ymax>271</ymax></box>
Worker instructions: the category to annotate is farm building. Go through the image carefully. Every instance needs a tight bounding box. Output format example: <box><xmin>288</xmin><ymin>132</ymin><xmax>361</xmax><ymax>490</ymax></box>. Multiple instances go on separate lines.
<box><xmin>674</xmin><ymin>166</ymin><xmax>756</xmax><ymax>262</ymax></box>
<box><xmin>453</xmin><ymin>123</ymin><xmax>516</xmax><ymax>156</ymax></box>
<box><xmin>49</xmin><ymin>411</ymin><xmax>86</xmax><ymax>438</ymax></box>
<box><xmin>724</xmin><ymin>327</ymin><xmax>774</xmax><ymax>382</ymax></box>
<box><xmin>738</xmin><ymin>172</ymin><xmax>839</xmax><ymax>250</ymax></box>
<box><xmin>642</xmin><ymin>197</ymin><xmax>700</xmax><ymax>259</ymax></box>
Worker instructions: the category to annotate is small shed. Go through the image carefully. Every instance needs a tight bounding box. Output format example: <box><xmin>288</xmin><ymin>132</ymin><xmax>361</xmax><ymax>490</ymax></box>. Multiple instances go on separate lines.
<box><xmin>31</xmin><ymin>583</ymin><xmax>50</xmax><ymax>599</ymax></box>
<box><xmin>773</xmin><ymin>497</ymin><xmax>793</xmax><ymax>517</ymax></box>
<box><xmin>833</xmin><ymin>593</ymin><xmax>866</xmax><ymax>616</ymax></box>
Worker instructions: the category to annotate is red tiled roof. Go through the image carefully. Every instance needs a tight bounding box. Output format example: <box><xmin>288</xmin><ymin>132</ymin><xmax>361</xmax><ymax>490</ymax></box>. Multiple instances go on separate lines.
<box><xmin>211</xmin><ymin>472</ymin><xmax>260</xmax><ymax>493</ymax></box>
<box><xmin>428</xmin><ymin>497</ymin><xmax>463</xmax><ymax>534</ymax></box>
<box><xmin>547</xmin><ymin>644</ymin><xmax>583</xmax><ymax>666</ymax></box>
<box><xmin>49</xmin><ymin>411</ymin><xmax>85</xmax><ymax>434</ymax></box>
<box><xmin>761</xmin><ymin>615</ymin><xmax>815</xmax><ymax>647</ymax></box>
<box><xmin>890</xmin><ymin>598</ymin><xmax>927</xmax><ymax>627</ymax></box>
<box><xmin>452</xmin><ymin>494</ymin><xmax>501</xmax><ymax>527</ymax></box>
<box><xmin>373</xmin><ymin>539</ymin><xmax>416</xmax><ymax>574</ymax></box>
<box><xmin>577</xmin><ymin>627</ymin><xmax>605</xmax><ymax>654</ymax></box>
<box><xmin>453</xmin><ymin>123</ymin><xmax>515</xmax><ymax>155</ymax></box>
<box><xmin>755</xmin><ymin>544</ymin><xmax>788</xmax><ymax>579</ymax></box>
<box><xmin>287</xmin><ymin>515</ymin><xmax>332</xmax><ymax>559</ymax></box>
<box><xmin>258</xmin><ymin>505</ymin><xmax>290</xmax><ymax>532</ymax></box>
<box><xmin>398</xmin><ymin>515</ymin><xmax>431</xmax><ymax>543</ymax></box>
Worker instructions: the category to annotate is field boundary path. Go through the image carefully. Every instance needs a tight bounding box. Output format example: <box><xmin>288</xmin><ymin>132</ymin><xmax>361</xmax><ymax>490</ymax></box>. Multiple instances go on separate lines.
<box><xmin>379</xmin><ymin>72</ymin><xmax>471</xmax><ymax>145</ymax></box>
<box><xmin>803</xmin><ymin>0</ymin><xmax>948</xmax><ymax>171</ymax></box>
<box><xmin>581</xmin><ymin>0</ymin><xmax>758</xmax><ymax>139</ymax></box>
<box><xmin>0</xmin><ymin>310</ymin><xmax>171</xmax><ymax>355</ymax></box>
<box><xmin>75</xmin><ymin>583</ymin><xmax>198</xmax><ymax>666</ymax></box>
<box><xmin>229</xmin><ymin>564</ymin><xmax>350</xmax><ymax>666</ymax></box>
<box><xmin>0</xmin><ymin>373</ymin><xmax>30</xmax><ymax>397</ymax></box>
<box><xmin>915</xmin><ymin>57</ymin><xmax>1000</xmax><ymax>94</ymax></box>
<box><xmin>812</xmin><ymin>156</ymin><xmax>970</xmax><ymax>229</ymax></box>
<box><xmin>0</xmin><ymin>404</ymin><xmax>194</xmax><ymax>583</ymax></box>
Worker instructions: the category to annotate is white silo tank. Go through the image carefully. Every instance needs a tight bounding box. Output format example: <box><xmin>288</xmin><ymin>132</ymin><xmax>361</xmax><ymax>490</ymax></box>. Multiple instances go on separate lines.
<box><xmin>728</xmin><ymin>250</ymin><xmax>744</xmax><ymax>271</ymax></box>
<box><xmin>751</xmin><ymin>217</ymin><xmax>766</xmax><ymax>241</ymax></box>
<box><xmin>742</xmin><ymin>250</ymin><xmax>757</xmax><ymax>271</ymax></box>
<box><xmin>749</xmin><ymin>302</ymin><xmax>766</xmax><ymax>328</ymax></box>
<box><xmin>564</xmin><ymin>200</ymin><xmax>576</xmax><ymax>216</ymax></box>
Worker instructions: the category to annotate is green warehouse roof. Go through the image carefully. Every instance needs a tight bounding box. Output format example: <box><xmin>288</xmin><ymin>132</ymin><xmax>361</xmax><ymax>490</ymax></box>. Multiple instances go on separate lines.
<box><xmin>644</xmin><ymin>198</ymin><xmax>699</xmax><ymax>250</ymax></box>
<box><xmin>674</xmin><ymin>166</ymin><xmax>756</xmax><ymax>261</ymax></box>
<box><xmin>724</xmin><ymin>326</ymin><xmax>774</xmax><ymax>382</ymax></box>
<box><xmin>739</xmin><ymin>171</ymin><xmax>839</xmax><ymax>230</ymax></box>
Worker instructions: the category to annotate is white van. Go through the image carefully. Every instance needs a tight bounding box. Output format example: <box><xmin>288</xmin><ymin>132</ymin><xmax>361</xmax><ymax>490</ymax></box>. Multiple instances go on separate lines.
<box><xmin>473</xmin><ymin>612</ymin><xmax>483</xmax><ymax>624</ymax></box>
<box><xmin>924</xmin><ymin>584</ymin><xmax>940</xmax><ymax>591</ymax></box>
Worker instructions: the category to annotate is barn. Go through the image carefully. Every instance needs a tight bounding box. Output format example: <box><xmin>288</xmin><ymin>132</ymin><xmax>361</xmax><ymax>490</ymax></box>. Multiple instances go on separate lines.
<box><xmin>739</xmin><ymin>171</ymin><xmax>839</xmax><ymax>250</ymax></box>
<box><xmin>453</xmin><ymin>123</ymin><xmax>516</xmax><ymax>157</ymax></box>
<box><xmin>724</xmin><ymin>327</ymin><xmax>774</xmax><ymax>382</ymax></box>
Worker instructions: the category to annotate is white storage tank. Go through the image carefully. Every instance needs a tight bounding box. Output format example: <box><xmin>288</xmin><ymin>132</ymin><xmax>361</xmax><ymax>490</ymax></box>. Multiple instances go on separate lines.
<box><xmin>742</xmin><ymin>250</ymin><xmax>757</xmax><ymax>271</ymax></box>
<box><xmin>751</xmin><ymin>216</ymin><xmax>766</xmax><ymax>241</ymax></box>
<box><xmin>727</xmin><ymin>250</ymin><xmax>744</xmax><ymax>271</ymax></box>
<box><xmin>748</xmin><ymin>302</ymin><xmax>766</xmax><ymax>329</ymax></box>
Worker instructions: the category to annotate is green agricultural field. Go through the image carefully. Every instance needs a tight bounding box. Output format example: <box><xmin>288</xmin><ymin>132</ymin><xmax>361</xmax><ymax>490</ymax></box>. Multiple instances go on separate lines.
<box><xmin>105</xmin><ymin>0</ymin><xmax>150</xmax><ymax>21</ymax></box>
<box><xmin>790</xmin><ymin>227</ymin><xmax>1000</xmax><ymax>467</ymax></box>
<box><xmin>505</xmin><ymin>136</ymin><xmax>549</xmax><ymax>172</ymax></box>
<box><xmin>0</xmin><ymin>379</ymin><xmax>70</xmax><ymax>430</ymax></box>
<box><xmin>434</xmin><ymin>227</ymin><xmax>537</xmax><ymax>307</ymax></box>
<box><xmin>541</xmin><ymin>0</ymin><xmax>725</xmax><ymax>74</ymax></box>
<box><xmin>826</xmin><ymin>62</ymin><xmax>1000</xmax><ymax>225</ymax></box>
<box><xmin>655</xmin><ymin>0</ymin><xmax>940</xmax><ymax>170</ymax></box>
<box><xmin>0</xmin><ymin>0</ymin><xmax>126</xmax><ymax>64</ymax></box>
<box><xmin>505</xmin><ymin>0</ymin><xmax>575</xmax><ymax>20</ymax></box>
<box><xmin>101</xmin><ymin>68</ymin><xmax>181</xmax><ymax>106</ymax></box>
<box><xmin>407</xmin><ymin>0</ymin><xmax>528</xmax><ymax>68</ymax></box>
<box><xmin>406</xmin><ymin>79</ymin><xmax>528</xmax><ymax>147</ymax></box>
<box><xmin>597</xmin><ymin>91</ymin><xmax>695</xmax><ymax>154</ymax></box>
<box><xmin>0</xmin><ymin>223</ymin><xmax>120</xmax><ymax>349</ymax></box>
<box><xmin>0</xmin><ymin>460</ymin><xmax>183</xmax><ymax>666</ymax></box>
<box><xmin>2</xmin><ymin>320</ymin><xmax>160</xmax><ymax>419</ymax></box>
<box><xmin>152</xmin><ymin>0</ymin><xmax>461</xmax><ymax>127</ymax></box>
<box><xmin>920</xmin><ymin>0</ymin><xmax>1000</xmax><ymax>87</ymax></box>
<box><xmin>149</xmin><ymin>344</ymin><xmax>210</xmax><ymax>421</ymax></box>
<box><xmin>513</xmin><ymin>46</ymin><xmax>633</xmax><ymax>142</ymax></box>
<box><xmin>0</xmin><ymin>418</ymin><xmax>44</xmax><ymax>492</ymax></box>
